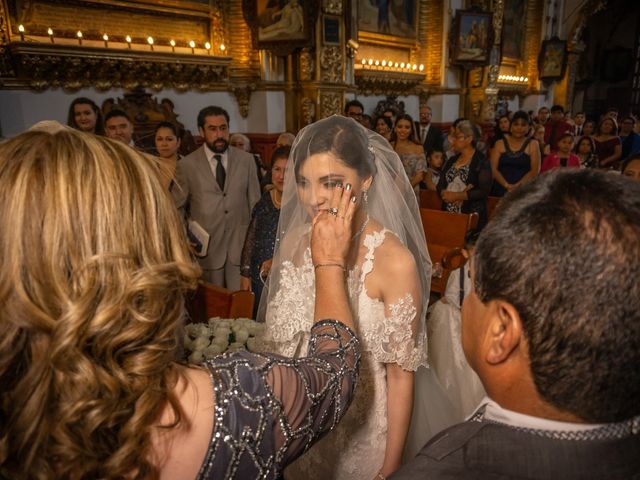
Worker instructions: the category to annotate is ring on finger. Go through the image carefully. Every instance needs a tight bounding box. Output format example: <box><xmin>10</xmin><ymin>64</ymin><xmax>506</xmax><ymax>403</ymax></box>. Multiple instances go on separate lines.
<box><xmin>328</xmin><ymin>207</ymin><xmax>339</xmax><ymax>216</ymax></box>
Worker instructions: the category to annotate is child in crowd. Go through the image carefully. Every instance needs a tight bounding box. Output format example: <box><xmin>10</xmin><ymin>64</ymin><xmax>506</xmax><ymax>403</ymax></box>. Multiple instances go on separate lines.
<box><xmin>424</xmin><ymin>149</ymin><xmax>444</xmax><ymax>191</ymax></box>
<box><xmin>541</xmin><ymin>132</ymin><xmax>580</xmax><ymax>172</ymax></box>
<box><xmin>574</xmin><ymin>136</ymin><xmax>599</xmax><ymax>168</ymax></box>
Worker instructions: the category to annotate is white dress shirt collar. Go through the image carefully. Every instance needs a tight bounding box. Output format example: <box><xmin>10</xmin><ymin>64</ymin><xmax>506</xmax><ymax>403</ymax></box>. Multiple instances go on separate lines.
<box><xmin>204</xmin><ymin>143</ymin><xmax>228</xmax><ymax>175</ymax></box>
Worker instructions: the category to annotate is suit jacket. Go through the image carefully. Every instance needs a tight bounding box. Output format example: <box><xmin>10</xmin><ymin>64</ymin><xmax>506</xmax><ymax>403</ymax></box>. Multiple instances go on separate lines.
<box><xmin>174</xmin><ymin>145</ymin><xmax>261</xmax><ymax>270</ymax></box>
<box><xmin>391</xmin><ymin>420</ymin><xmax>640</xmax><ymax>479</ymax></box>
<box><xmin>415</xmin><ymin>121</ymin><xmax>445</xmax><ymax>155</ymax></box>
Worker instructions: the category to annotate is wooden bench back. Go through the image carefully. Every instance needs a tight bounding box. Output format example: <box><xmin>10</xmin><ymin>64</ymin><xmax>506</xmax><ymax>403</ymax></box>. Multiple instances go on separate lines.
<box><xmin>420</xmin><ymin>189</ymin><xmax>443</xmax><ymax>210</ymax></box>
<box><xmin>186</xmin><ymin>281</ymin><xmax>255</xmax><ymax>323</ymax></box>
<box><xmin>420</xmin><ymin>208</ymin><xmax>478</xmax><ymax>294</ymax></box>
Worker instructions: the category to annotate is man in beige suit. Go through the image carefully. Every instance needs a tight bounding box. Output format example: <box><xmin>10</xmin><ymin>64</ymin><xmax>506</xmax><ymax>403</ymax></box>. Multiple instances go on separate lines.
<box><xmin>174</xmin><ymin>106</ymin><xmax>261</xmax><ymax>289</ymax></box>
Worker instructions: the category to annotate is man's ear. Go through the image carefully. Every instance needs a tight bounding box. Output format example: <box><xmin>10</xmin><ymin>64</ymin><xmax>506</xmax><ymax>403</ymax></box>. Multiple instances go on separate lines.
<box><xmin>485</xmin><ymin>300</ymin><xmax>522</xmax><ymax>365</ymax></box>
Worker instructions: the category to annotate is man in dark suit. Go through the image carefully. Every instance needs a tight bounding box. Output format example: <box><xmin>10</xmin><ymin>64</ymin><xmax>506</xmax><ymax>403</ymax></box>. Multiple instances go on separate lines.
<box><xmin>415</xmin><ymin>104</ymin><xmax>443</xmax><ymax>155</ymax></box>
<box><xmin>174</xmin><ymin>106</ymin><xmax>261</xmax><ymax>290</ymax></box>
<box><xmin>392</xmin><ymin>169</ymin><xmax>640</xmax><ymax>479</ymax></box>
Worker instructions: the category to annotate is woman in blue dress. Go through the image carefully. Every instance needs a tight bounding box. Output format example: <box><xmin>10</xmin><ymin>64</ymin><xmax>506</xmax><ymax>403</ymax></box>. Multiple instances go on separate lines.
<box><xmin>489</xmin><ymin>110</ymin><xmax>540</xmax><ymax>197</ymax></box>
<box><xmin>240</xmin><ymin>146</ymin><xmax>289</xmax><ymax>315</ymax></box>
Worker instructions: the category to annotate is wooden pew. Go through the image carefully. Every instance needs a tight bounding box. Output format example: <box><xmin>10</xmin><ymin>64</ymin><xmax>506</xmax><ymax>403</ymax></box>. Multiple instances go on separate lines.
<box><xmin>420</xmin><ymin>189</ymin><xmax>443</xmax><ymax>210</ymax></box>
<box><xmin>186</xmin><ymin>281</ymin><xmax>255</xmax><ymax>323</ymax></box>
<box><xmin>420</xmin><ymin>208</ymin><xmax>478</xmax><ymax>295</ymax></box>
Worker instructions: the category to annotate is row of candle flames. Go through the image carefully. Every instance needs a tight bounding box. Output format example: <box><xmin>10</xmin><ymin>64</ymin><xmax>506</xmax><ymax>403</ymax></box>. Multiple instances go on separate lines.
<box><xmin>358</xmin><ymin>58</ymin><xmax>425</xmax><ymax>73</ymax></box>
<box><xmin>15</xmin><ymin>24</ymin><xmax>225</xmax><ymax>54</ymax></box>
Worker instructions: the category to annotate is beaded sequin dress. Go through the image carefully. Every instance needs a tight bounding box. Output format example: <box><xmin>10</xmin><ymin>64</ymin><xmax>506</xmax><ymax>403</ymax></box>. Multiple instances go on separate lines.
<box><xmin>195</xmin><ymin>319</ymin><xmax>360</xmax><ymax>480</ymax></box>
<box><xmin>262</xmin><ymin>228</ymin><xmax>428</xmax><ymax>479</ymax></box>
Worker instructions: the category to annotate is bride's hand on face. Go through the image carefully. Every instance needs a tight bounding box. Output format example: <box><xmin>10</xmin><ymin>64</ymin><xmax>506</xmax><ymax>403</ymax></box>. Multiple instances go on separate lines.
<box><xmin>311</xmin><ymin>183</ymin><xmax>357</xmax><ymax>268</ymax></box>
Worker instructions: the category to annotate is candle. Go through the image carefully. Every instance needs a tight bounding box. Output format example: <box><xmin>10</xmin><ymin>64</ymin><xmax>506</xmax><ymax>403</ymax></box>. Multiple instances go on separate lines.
<box><xmin>189</xmin><ymin>40</ymin><xmax>195</xmax><ymax>54</ymax></box>
<box><xmin>419</xmin><ymin>64</ymin><xmax>424</xmax><ymax>71</ymax></box>
<box><xmin>76</xmin><ymin>30</ymin><xmax>83</xmax><ymax>45</ymax></box>
<box><xmin>170</xmin><ymin>39</ymin><xmax>176</xmax><ymax>52</ymax></box>
<box><xmin>220</xmin><ymin>43</ymin><xmax>226</xmax><ymax>52</ymax></box>
<box><xmin>147</xmin><ymin>36</ymin><xmax>154</xmax><ymax>51</ymax></box>
<box><xmin>47</xmin><ymin>28</ymin><xmax>54</xmax><ymax>43</ymax></box>
<box><xmin>103</xmin><ymin>34</ymin><xmax>108</xmax><ymax>48</ymax></box>
<box><xmin>205</xmin><ymin>42</ymin><xmax>211</xmax><ymax>55</ymax></box>
<box><xmin>126</xmin><ymin>35</ymin><xmax>132</xmax><ymax>49</ymax></box>
<box><xmin>18</xmin><ymin>24</ymin><xmax>25</xmax><ymax>41</ymax></box>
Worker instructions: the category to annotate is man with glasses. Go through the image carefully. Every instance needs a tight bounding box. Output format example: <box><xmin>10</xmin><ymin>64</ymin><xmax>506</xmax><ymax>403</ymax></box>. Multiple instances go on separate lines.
<box><xmin>620</xmin><ymin>115</ymin><xmax>640</xmax><ymax>161</ymax></box>
<box><xmin>344</xmin><ymin>99</ymin><xmax>365</xmax><ymax>123</ymax></box>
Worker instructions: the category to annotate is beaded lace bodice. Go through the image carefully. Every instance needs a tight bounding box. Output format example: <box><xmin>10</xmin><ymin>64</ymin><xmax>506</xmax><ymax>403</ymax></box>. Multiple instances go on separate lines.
<box><xmin>263</xmin><ymin>228</ymin><xmax>428</xmax><ymax>479</ymax></box>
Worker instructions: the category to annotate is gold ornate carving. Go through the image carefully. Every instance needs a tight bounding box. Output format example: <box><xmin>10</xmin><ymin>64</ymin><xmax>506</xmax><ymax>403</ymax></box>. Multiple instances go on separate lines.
<box><xmin>301</xmin><ymin>96</ymin><xmax>316</xmax><ymax>126</ymax></box>
<box><xmin>355</xmin><ymin>69</ymin><xmax>426</xmax><ymax>96</ymax></box>
<box><xmin>319</xmin><ymin>90</ymin><xmax>341</xmax><ymax>118</ymax></box>
<box><xmin>322</xmin><ymin>0</ymin><xmax>342</xmax><ymax>15</ymax></box>
<box><xmin>483</xmin><ymin>0</ymin><xmax>504</xmax><ymax>121</ymax></box>
<box><xmin>225</xmin><ymin>0</ymin><xmax>260</xmax><ymax>74</ymax></box>
<box><xmin>523</xmin><ymin>0</ymin><xmax>544</xmax><ymax>89</ymax></box>
<box><xmin>300</xmin><ymin>47</ymin><xmax>314</xmax><ymax>81</ymax></box>
<box><xmin>232</xmin><ymin>83</ymin><xmax>256</xmax><ymax>118</ymax></box>
<box><xmin>320</xmin><ymin>45</ymin><xmax>342</xmax><ymax>83</ymax></box>
<box><xmin>2</xmin><ymin>43</ymin><xmax>230</xmax><ymax>91</ymax></box>
<box><xmin>420</xmin><ymin>0</ymin><xmax>443</xmax><ymax>85</ymax></box>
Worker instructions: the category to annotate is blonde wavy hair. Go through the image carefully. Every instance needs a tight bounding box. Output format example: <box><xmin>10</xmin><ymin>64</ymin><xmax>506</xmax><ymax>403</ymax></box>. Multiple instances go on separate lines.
<box><xmin>0</xmin><ymin>127</ymin><xmax>201</xmax><ymax>478</ymax></box>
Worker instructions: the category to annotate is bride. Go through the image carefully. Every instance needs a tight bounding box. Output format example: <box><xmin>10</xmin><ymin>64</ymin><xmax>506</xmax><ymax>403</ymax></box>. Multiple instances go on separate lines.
<box><xmin>259</xmin><ymin>115</ymin><xmax>432</xmax><ymax>479</ymax></box>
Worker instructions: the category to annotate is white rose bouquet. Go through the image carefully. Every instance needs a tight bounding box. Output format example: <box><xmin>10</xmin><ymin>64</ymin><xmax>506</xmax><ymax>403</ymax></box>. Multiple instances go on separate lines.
<box><xmin>183</xmin><ymin>317</ymin><xmax>265</xmax><ymax>364</ymax></box>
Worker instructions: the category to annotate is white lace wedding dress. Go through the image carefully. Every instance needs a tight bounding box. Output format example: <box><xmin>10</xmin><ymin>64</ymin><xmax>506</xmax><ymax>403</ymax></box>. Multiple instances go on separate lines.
<box><xmin>262</xmin><ymin>228</ymin><xmax>427</xmax><ymax>479</ymax></box>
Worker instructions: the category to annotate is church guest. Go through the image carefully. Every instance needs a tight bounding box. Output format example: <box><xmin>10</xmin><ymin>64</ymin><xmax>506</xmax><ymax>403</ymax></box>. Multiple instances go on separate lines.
<box><xmin>154</xmin><ymin>121</ymin><xmax>181</xmax><ymax>190</ymax></box>
<box><xmin>572</xmin><ymin>111</ymin><xmax>586</xmax><ymax>136</ymax></box>
<box><xmin>438</xmin><ymin>120</ymin><xmax>492</xmax><ymax>229</ymax></box>
<box><xmin>276</xmin><ymin>132</ymin><xmax>296</xmax><ymax>147</ymax></box>
<box><xmin>0</xmin><ymin>125</ymin><xmax>361</xmax><ymax>479</ymax></box>
<box><xmin>622</xmin><ymin>154</ymin><xmax>640</xmax><ymax>180</ymax></box>
<box><xmin>173</xmin><ymin>106</ymin><xmax>261</xmax><ymax>290</ymax></box>
<box><xmin>392</xmin><ymin>169</ymin><xmax>640</xmax><ymax>479</ymax></box>
<box><xmin>344</xmin><ymin>99</ymin><xmax>364</xmax><ymax>122</ymax></box>
<box><xmin>534</xmin><ymin>106</ymin><xmax>549</xmax><ymax>126</ymax></box>
<box><xmin>393</xmin><ymin>114</ymin><xmax>427</xmax><ymax>199</ymax></box>
<box><xmin>573</xmin><ymin>136</ymin><xmax>598</xmax><ymax>168</ymax></box>
<box><xmin>240</xmin><ymin>146</ymin><xmax>289</xmax><ymax>315</ymax></box>
<box><xmin>375</xmin><ymin>115</ymin><xmax>393</xmax><ymax>143</ymax></box>
<box><xmin>416</xmin><ymin>104</ymin><xmax>444</xmax><ymax>155</ymax></box>
<box><xmin>67</xmin><ymin>97</ymin><xmax>105</xmax><ymax>135</ymax></box>
<box><xmin>490</xmin><ymin>110</ymin><xmax>540</xmax><ymax>196</ymax></box>
<box><xmin>593</xmin><ymin>117</ymin><xmax>622</xmax><ymax>169</ymax></box>
<box><xmin>104</xmin><ymin>109</ymin><xmax>136</xmax><ymax>148</ymax></box>
<box><xmin>230</xmin><ymin>132</ymin><xmax>266</xmax><ymax>185</ymax></box>
<box><xmin>488</xmin><ymin>114</ymin><xmax>510</xmax><ymax>150</ymax></box>
<box><xmin>619</xmin><ymin>116</ymin><xmax>640</xmax><ymax>161</ymax></box>
<box><xmin>533</xmin><ymin>123</ymin><xmax>549</xmax><ymax>158</ymax></box>
<box><xmin>582</xmin><ymin>119</ymin><xmax>596</xmax><ymax>137</ymax></box>
<box><xmin>541</xmin><ymin>133</ymin><xmax>580</xmax><ymax>172</ymax></box>
<box><xmin>544</xmin><ymin>105</ymin><xmax>573</xmax><ymax>152</ymax></box>
<box><xmin>425</xmin><ymin>149</ymin><xmax>444</xmax><ymax>191</ymax></box>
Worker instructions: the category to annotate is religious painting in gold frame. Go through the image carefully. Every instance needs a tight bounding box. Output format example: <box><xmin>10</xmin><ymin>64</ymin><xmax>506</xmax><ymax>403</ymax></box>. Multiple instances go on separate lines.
<box><xmin>501</xmin><ymin>0</ymin><xmax>527</xmax><ymax>63</ymax></box>
<box><xmin>243</xmin><ymin>0</ymin><xmax>318</xmax><ymax>55</ymax></box>
<box><xmin>449</xmin><ymin>9</ymin><xmax>494</xmax><ymax>68</ymax></box>
<box><xmin>357</xmin><ymin>0</ymin><xmax>419</xmax><ymax>47</ymax></box>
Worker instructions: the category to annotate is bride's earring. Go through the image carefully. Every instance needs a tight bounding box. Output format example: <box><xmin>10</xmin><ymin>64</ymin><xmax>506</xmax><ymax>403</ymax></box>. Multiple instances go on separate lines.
<box><xmin>362</xmin><ymin>190</ymin><xmax>368</xmax><ymax>206</ymax></box>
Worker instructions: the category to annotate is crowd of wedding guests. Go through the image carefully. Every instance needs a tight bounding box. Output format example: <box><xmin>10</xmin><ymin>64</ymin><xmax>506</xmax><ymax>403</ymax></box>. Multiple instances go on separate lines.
<box><xmin>1</xmin><ymin>97</ymin><xmax>637</xmax><ymax>478</ymax></box>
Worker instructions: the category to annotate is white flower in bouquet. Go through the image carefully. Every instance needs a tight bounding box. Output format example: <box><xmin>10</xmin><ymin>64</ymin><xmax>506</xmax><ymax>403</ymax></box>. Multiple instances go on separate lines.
<box><xmin>203</xmin><ymin>343</ymin><xmax>225</xmax><ymax>359</ymax></box>
<box><xmin>234</xmin><ymin>328</ymin><xmax>250</xmax><ymax>344</ymax></box>
<box><xmin>183</xmin><ymin>334</ymin><xmax>194</xmax><ymax>351</ymax></box>
<box><xmin>185</xmin><ymin>323</ymin><xmax>210</xmax><ymax>338</ymax></box>
<box><xmin>189</xmin><ymin>350</ymin><xmax>205</xmax><ymax>363</ymax></box>
<box><xmin>214</xmin><ymin>326</ymin><xmax>232</xmax><ymax>338</ymax></box>
<box><xmin>246</xmin><ymin>337</ymin><xmax>259</xmax><ymax>352</ymax></box>
<box><xmin>212</xmin><ymin>333</ymin><xmax>229</xmax><ymax>348</ymax></box>
<box><xmin>191</xmin><ymin>336</ymin><xmax>211</xmax><ymax>351</ymax></box>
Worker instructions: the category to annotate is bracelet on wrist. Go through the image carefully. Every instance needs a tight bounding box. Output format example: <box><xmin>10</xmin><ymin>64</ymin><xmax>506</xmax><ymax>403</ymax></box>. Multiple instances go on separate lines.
<box><xmin>375</xmin><ymin>473</ymin><xmax>386</xmax><ymax>480</ymax></box>
<box><xmin>313</xmin><ymin>263</ymin><xmax>345</xmax><ymax>273</ymax></box>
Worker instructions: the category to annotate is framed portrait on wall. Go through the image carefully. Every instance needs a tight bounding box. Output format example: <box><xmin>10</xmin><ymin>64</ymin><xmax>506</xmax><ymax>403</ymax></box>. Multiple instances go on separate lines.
<box><xmin>243</xmin><ymin>0</ymin><xmax>318</xmax><ymax>55</ymax></box>
<box><xmin>538</xmin><ymin>36</ymin><xmax>567</xmax><ymax>81</ymax></box>
<box><xmin>357</xmin><ymin>0</ymin><xmax>419</xmax><ymax>46</ymax></box>
<box><xmin>449</xmin><ymin>9</ymin><xmax>494</xmax><ymax>68</ymax></box>
<box><xmin>501</xmin><ymin>0</ymin><xmax>527</xmax><ymax>61</ymax></box>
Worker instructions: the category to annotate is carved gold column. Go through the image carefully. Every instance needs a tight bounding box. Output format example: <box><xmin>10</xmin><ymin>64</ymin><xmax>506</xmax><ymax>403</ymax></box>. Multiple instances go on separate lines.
<box><xmin>482</xmin><ymin>0</ymin><xmax>504</xmax><ymax>122</ymax></box>
<box><xmin>316</xmin><ymin>0</ymin><xmax>346</xmax><ymax>120</ymax></box>
<box><xmin>418</xmin><ymin>0</ymin><xmax>443</xmax><ymax>86</ymax></box>
<box><xmin>225</xmin><ymin>0</ymin><xmax>260</xmax><ymax>117</ymax></box>
<box><xmin>523</xmin><ymin>0</ymin><xmax>544</xmax><ymax>89</ymax></box>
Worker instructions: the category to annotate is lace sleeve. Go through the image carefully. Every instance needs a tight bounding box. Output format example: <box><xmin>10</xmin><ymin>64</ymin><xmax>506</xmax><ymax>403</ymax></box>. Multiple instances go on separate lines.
<box><xmin>367</xmin><ymin>293</ymin><xmax>428</xmax><ymax>371</ymax></box>
<box><xmin>266</xmin><ymin>319</ymin><xmax>360</xmax><ymax>464</ymax></box>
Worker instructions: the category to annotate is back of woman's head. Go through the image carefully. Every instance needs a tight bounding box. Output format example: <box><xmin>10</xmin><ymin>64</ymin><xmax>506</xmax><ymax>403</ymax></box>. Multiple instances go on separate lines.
<box><xmin>0</xmin><ymin>127</ymin><xmax>200</xmax><ymax>477</ymax></box>
<box><xmin>293</xmin><ymin>115</ymin><xmax>376</xmax><ymax>178</ymax></box>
